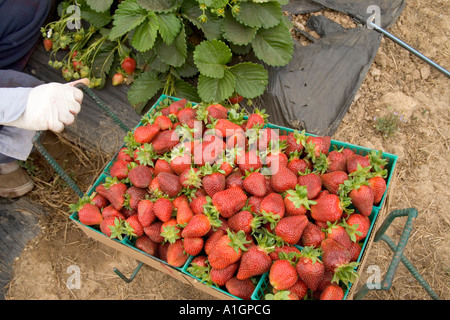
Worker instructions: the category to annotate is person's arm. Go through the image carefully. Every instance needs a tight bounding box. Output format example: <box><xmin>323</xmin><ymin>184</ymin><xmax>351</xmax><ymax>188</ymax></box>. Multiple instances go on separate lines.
<box><xmin>0</xmin><ymin>78</ymin><xmax>89</xmax><ymax>132</ymax></box>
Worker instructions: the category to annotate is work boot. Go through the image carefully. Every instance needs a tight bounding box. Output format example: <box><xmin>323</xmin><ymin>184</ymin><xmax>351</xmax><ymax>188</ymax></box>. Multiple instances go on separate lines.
<box><xmin>0</xmin><ymin>160</ymin><xmax>34</xmax><ymax>198</ymax></box>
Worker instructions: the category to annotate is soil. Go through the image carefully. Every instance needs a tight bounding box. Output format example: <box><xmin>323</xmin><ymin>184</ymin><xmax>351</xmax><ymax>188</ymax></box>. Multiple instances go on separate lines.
<box><xmin>4</xmin><ymin>0</ymin><xmax>449</xmax><ymax>300</ymax></box>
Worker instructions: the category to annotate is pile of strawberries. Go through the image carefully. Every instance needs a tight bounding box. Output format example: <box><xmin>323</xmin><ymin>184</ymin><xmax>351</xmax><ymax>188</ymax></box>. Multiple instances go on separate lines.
<box><xmin>70</xmin><ymin>97</ymin><xmax>390</xmax><ymax>300</ymax></box>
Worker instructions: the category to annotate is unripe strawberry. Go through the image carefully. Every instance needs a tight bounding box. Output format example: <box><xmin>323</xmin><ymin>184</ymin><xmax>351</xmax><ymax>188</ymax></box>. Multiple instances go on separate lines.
<box><xmin>112</xmin><ymin>73</ymin><xmax>124</xmax><ymax>86</ymax></box>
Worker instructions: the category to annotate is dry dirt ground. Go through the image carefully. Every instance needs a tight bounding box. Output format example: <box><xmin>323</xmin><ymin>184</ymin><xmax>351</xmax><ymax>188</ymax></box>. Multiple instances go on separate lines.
<box><xmin>4</xmin><ymin>0</ymin><xmax>449</xmax><ymax>300</ymax></box>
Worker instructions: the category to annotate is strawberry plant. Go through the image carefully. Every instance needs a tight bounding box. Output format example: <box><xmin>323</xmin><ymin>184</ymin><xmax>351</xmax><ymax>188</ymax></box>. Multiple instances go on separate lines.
<box><xmin>42</xmin><ymin>0</ymin><xmax>294</xmax><ymax>113</ymax></box>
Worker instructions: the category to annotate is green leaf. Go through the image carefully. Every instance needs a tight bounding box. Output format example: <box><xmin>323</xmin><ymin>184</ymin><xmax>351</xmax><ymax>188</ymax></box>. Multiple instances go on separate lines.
<box><xmin>127</xmin><ymin>71</ymin><xmax>164</xmax><ymax>107</ymax></box>
<box><xmin>198</xmin><ymin>0</ymin><xmax>228</xmax><ymax>8</ymax></box>
<box><xmin>193</xmin><ymin>40</ymin><xmax>232</xmax><ymax>79</ymax></box>
<box><xmin>222</xmin><ymin>11</ymin><xmax>257</xmax><ymax>45</ymax></box>
<box><xmin>91</xmin><ymin>41</ymin><xmax>117</xmax><ymax>85</ymax></box>
<box><xmin>229</xmin><ymin>62</ymin><xmax>268</xmax><ymax>99</ymax></box>
<box><xmin>80</xmin><ymin>5</ymin><xmax>112</xmax><ymax>28</ymax></box>
<box><xmin>86</xmin><ymin>0</ymin><xmax>114</xmax><ymax>13</ymax></box>
<box><xmin>108</xmin><ymin>0</ymin><xmax>148</xmax><ymax>40</ymax></box>
<box><xmin>235</xmin><ymin>1</ymin><xmax>282</xmax><ymax>29</ymax></box>
<box><xmin>155</xmin><ymin>26</ymin><xmax>187</xmax><ymax>68</ymax></box>
<box><xmin>174</xmin><ymin>79</ymin><xmax>201</xmax><ymax>102</ymax></box>
<box><xmin>156</xmin><ymin>13</ymin><xmax>183</xmax><ymax>45</ymax></box>
<box><xmin>252</xmin><ymin>21</ymin><xmax>294</xmax><ymax>66</ymax></box>
<box><xmin>137</xmin><ymin>0</ymin><xmax>183</xmax><ymax>12</ymax></box>
<box><xmin>132</xmin><ymin>13</ymin><xmax>159</xmax><ymax>52</ymax></box>
<box><xmin>197</xmin><ymin>70</ymin><xmax>235</xmax><ymax>103</ymax></box>
<box><xmin>180</xmin><ymin>0</ymin><xmax>223</xmax><ymax>40</ymax></box>
<box><xmin>175</xmin><ymin>51</ymin><xmax>199</xmax><ymax>78</ymax></box>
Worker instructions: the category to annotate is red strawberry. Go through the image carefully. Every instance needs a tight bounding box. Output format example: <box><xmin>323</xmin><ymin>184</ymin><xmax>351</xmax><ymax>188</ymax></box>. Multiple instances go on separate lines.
<box><xmin>236</xmin><ymin>235</ymin><xmax>274</xmax><ymax>279</ymax></box>
<box><xmin>349</xmin><ymin>242</ymin><xmax>362</xmax><ymax>262</ymax></box>
<box><xmin>210</xmin><ymin>262</ymin><xmax>239</xmax><ymax>286</ymax></box>
<box><xmin>121</xmin><ymin>57</ymin><xmax>136</xmax><ymax>74</ymax></box>
<box><xmin>169</xmin><ymin>148</ymin><xmax>192</xmax><ymax>176</ymax></box>
<box><xmin>181</xmin><ymin>214</ymin><xmax>211</xmax><ymax>238</ymax></box>
<box><xmin>144</xmin><ymin>221</ymin><xmax>165</xmax><ymax>243</ymax></box>
<box><xmin>204</xmin><ymin>229</ymin><xmax>226</xmax><ymax>256</ymax></box>
<box><xmin>269</xmin><ymin>259</ymin><xmax>298</xmax><ymax>290</ymax></box>
<box><xmin>295</xmin><ymin>246</ymin><xmax>325</xmax><ymax>291</ymax></box>
<box><xmin>243</xmin><ymin>171</ymin><xmax>267</xmax><ymax>197</ymax></box>
<box><xmin>300</xmin><ymin>222</ymin><xmax>325</xmax><ymax>248</ymax></box>
<box><xmin>160</xmin><ymin>218</ymin><xmax>182</xmax><ymax>244</ymax></box>
<box><xmin>274</xmin><ymin>215</ymin><xmax>308</xmax><ymax>245</ymax></box>
<box><xmin>43</xmin><ymin>38</ymin><xmax>53</xmax><ymax>51</ymax></box>
<box><xmin>368</xmin><ymin>175</ymin><xmax>387</xmax><ymax>204</ymax></box>
<box><xmin>166</xmin><ymin>239</ymin><xmax>189</xmax><ymax>267</ymax></box>
<box><xmin>297</xmin><ymin>172</ymin><xmax>322</xmax><ymax>199</ymax></box>
<box><xmin>169</xmin><ymin>98</ymin><xmax>187</xmax><ymax>115</ymax></box>
<box><xmin>100</xmin><ymin>216</ymin><xmax>124</xmax><ymax>239</ymax></box>
<box><xmin>349</xmin><ymin>184</ymin><xmax>374</xmax><ymax>216</ymax></box>
<box><xmin>213</xmin><ymin>119</ymin><xmax>243</xmax><ymax>138</ymax></box>
<box><xmin>157</xmin><ymin>172</ymin><xmax>182</xmax><ymax>198</ymax></box>
<box><xmin>244</xmin><ymin>109</ymin><xmax>267</xmax><ymax>131</ymax></box>
<box><xmin>225</xmin><ymin>277</ymin><xmax>255</xmax><ymax>300</ymax></box>
<box><xmin>345</xmin><ymin>213</ymin><xmax>371</xmax><ymax>242</ymax></box>
<box><xmin>305</xmin><ymin>136</ymin><xmax>331</xmax><ymax>159</ymax></box>
<box><xmin>137</xmin><ymin>199</ymin><xmax>155</xmax><ymax>227</ymax></box>
<box><xmin>95</xmin><ymin>177</ymin><xmax>127</xmax><ymax>211</ymax></box>
<box><xmin>153</xmin><ymin>198</ymin><xmax>173</xmax><ymax>222</ymax></box>
<box><xmin>225</xmin><ymin>170</ymin><xmax>244</xmax><ymax>189</ymax></box>
<box><xmin>287</xmin><ymin>157</ymin><xmax>312</xmax><ymax>176</ymax></box>
<box><xmin>284</xmin><ymin>131</ymin><xmax>306</xmax><ymax>155</ymax></box>
<box><xmin>206</xmin><ymin>104</ymin><xmax>228</xmax><ymax>121</ymax></box>
<box><xmin>321</xmin><ymin>171</ymin><xmax>349</xmax><ymax>195</ymax></box>
<box><xmin>109</xmin><ymin>160</ymin><xmax>130</xmax><ymax>180</ymax></box>
<box><xmin>269</xmin><ymin>245</ymin><xmax>301</xmax><ymax>261</ymax></box>
<box><xmin>284</xmin><ymin>279</ymin><xmax>308</xmax><ymax>300</ymax></box>
<box><xmin>133</xmin><ymin>123</ymin><xmax>160</xmax><ymax>144</ymax></box>
<box><xmin>117</xmin><ymin>147</ymin><xmax>134</xmax><ymax>162</ymax></box>
<box><xmin>125</xmin><ymin>186</ymin><xmax>148</xmax><ymax>210</ymax></box>
<box><xmin>346</xmin><ymin>154</ymin><xmax>371</xmax><ymax>173</ymax></box>
<box><xmin>175</xmin><ymin>200</ymin><xmax>194</xmax><ymax>227</ymax></box>
<box><xmin>179</xmin><ymin>167</ymin><xmax>202</xmax><ymax>189</ymax></box>
<box><xmin>101</xmin><ymin>205</ymin><xmax>125</xmax><ymax>220</ymax></box>
<box><xmin>154</xmin><ymin>115</ymin><xmax>172</xmax><ymax>130</ymax></box>
<box><xmin>177</xmin><ymin>107</ymin><xmax>196</xmax><ymax>124</ymax></box>
<box><xmin>183</xmin><ymin>236</ymin><xmax>204</xmax><ymax>256</ymax></box>
<box><xmin>92</xmin><ymin>193</ymin><xmax>109</xmax><ymax>210</ymax></box>
<box><xmin>127</xmin><ymin>164</ymin><xmax>153</xmax><ymax>188</ymax></box>
<box><xmin>326</xmin><ymin>150</ymin><xmax>347</xmax><ymax>172</ymax></box>
<box><xmin>228</xmin><ymin>93</ymin><xmax>243</xmax><ymax>104</ymax></box>
<box><xmin>238</xmin><ymin>150</ymin><xmax>262</xmax><ymax>175</ymax></box>
<box><xmin>323</xmin><ymin>221</ymin><xmax>353</xmax><ymax>250</ymax></box>
<box><xmin>202</xmin><ymin>168</ymin><xmax>226</xmax><ymax>197</ymax></box>
<box><xmin>247</xmin><ymin>196</ymin><xmax>264</xmax><ymax>214</ymax></box>
<box><xmin>270</xmin><ymin>165</ymin><xmax>297</xmax><ymax>193</ymax></box>
<box><xmin>112</xmin><ymin>73</ymin><xmax>124</xmax><ymax>86</ymax></box>
<box><xmin>260</xmin><ymin>192</ymin><xmax>285</xmax><ymax>224</ymax></box>
<box><xmin>310</xmin><ymin>192</ymin><xmax>344</xmax><ymax>223</ymax></box>
<box><xmin>154</xmin><ymin>158</ymin><xmax>174</xmax><ymax>176</ymax></box>
<box><xmin>152</xmin><ymin>130</ymin><xmax>180</xmax><ymax>155</ymax></box>
<box><xmin>125</xmin><ymin>214</ymin><xmax>144</xmax><ymax>237</ymax></box>
<box><xmin>284</xmin><ymin>185</ymin><xmax>317</xmax><ymax>216</ymax></box>
<box><xmin>189</xmin><ymin>195</ymin><xmax>208</xmax><ymax>215</ymax></box>
<box><xmin>320</xmin><ymin>284</ymin><xmax>344</xmax><ymax>300</ymax></box>
<box><xmin>135</xmin><ymin>235</ymin><xmax>159</xmax><ymax>256</ymax></box>
<box><xmin>211</xmin><ymin>187</ymin><xmax>248</xmax><ymax>219</ymax></box>
<box><xmin>208</xmin><ymin>230</ymin><xmax>250</xmax><ymax>269</ymax></box>
<box><xmin>227</xmin><ymin>210</ymin><xmax>262</xmax><ymax>235</ymax></box>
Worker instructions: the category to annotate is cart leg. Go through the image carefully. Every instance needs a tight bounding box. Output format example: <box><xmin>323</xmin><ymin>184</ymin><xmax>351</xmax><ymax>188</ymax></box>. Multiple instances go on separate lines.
<box><xmin>113</xmin><ymin>262</ymin><xmax>144</xmax><ymax>283</ymax></box>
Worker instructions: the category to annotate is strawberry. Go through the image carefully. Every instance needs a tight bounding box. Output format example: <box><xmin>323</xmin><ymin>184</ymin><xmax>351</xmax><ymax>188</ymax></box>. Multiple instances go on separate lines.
<box><xmin>151</xmin><ymin>130</ymin><xmax>180</xmax><ymax>155</ymax></box>
<box><xmin>323</xmin><ymin>221</ymin><xmax>353</xmax><ymax>250</ymax></box>
<box><xmin>189</xmin><ymin>195</ymin><xmax>208</xmax><ymax>215</ymax></box>
<box><xmin>269</xmin><ymin>258</ymin><xmax>298</xmax><ymax>290</ymax></box>
<box><xmin>287</xmin><ymin>156</ymin><xmax>312</xmax><ymax>176</ymax></box>
<box><xmin>210</xmin><ymin>262</ymin><xmax>239</xmax><ymax>286</ymax></box>
<box><xmin>320</xmin><ymin>284</ymin><xmax>344</xmax><ymax>300</ymax></box>
<box><xmin>295</xmin><ymin>246</ymin><xmax>325</xmax><ymax>291</ymax></box>
<box><xmin>121</xmin><ymin>57</ymin><xmax>136</xmax><ymax>74</ymax></box>
<box><xmin>157</xmin><ymin>172</ymin><xmax>182</xmax><ymax>198</ymax></box>
<box><xmin>238</xmin><ymin>150</ymin><xmax>262</xmax><ymax>175</ymax></box>
<box><xmin>109</xmin><ymin>160</ymin><xmax>130</xmax><ymax>180</ymax></box>
<box><xmin>346</xmin><ymin>154</ymin><xmax>371</xmax><ymax>173</ymax></box>
<box><xmin>137</xmin><ymin>199</ymin><xmax>155</xmax><ymax>227</ymax></box>
<box><xmin>300</xmin><ymin>222</ymin><xmax>325</xmax><ymax>248</ymax></box>
<box><xmin>125</xmin><ymin>214</ymin><xmax>144</xmax><ymax>238</ymax></box>
<box><xmin>160</xmin><ymin>218</ymin><xmax>181</xmax><ymax>244</ymax></box>
<box><xmin>125</xmin><ymin>186</ymin><xmax>148</xmax><ymax>210</ymax></box>
<box><xmin>169</xmin><ymin>147</ymin><xmax>192</xmax><ymax>176</ymax></box>
<box><xmin>321</xmin><ymin>238</ymin><xmax>359</xmax><ymax>286</ymax></box>
<box><xmin>297</xmin><ymin>172</ymin><xmax>322</xmax><ymax>199</ymax></box>
<box><xmin>101</xmin><ymin>205</ymin><xmax>125</xmax><ymax>220</ymax></box>
<box><xmin>169</xmin><ymin>98</ymin><xmax>187</xmax><ymax>115</ymax></box>
<box><xmin>284</xmin><ymin>130</ymin><xmax>306</xmax><ymax>155</ymax></box>
<box><xmin>177</xmin><ymin>107</ymin><xmax>196</xmax><ymax>125</ymax></box>
<box><xmin>133</xmin><ymin>143</ymin><xmax>156</xmax><ymax>167</ymax></box>
<box><xmin>368</xmin><ymin>175</ymin><xmax>387</xmax><ymax>204</ymax></box>
<box><xmin>211</xmin><ymin>187</ymin><xmax>248</xmax><ymax>218</ymax></box>
<box><xmin>236</xmin><ymin>234</ymin><xmax>275</xmax><ymax>279</ymax></box>
<box><xmin>225</xmin><ymin>277</ymin><xmax>255</xmax><ymax>300</ymax></box>
<box><xmin>310</xmin><ymin>192</ymin><xmax>344</xmax><ymax>223</ymax></box>
<box><xmin>247</xmin><ymin>196</ymin><xmax>264</xmax><ymax>214</ymax></box>
<box><xmin>158</xmin><ymin>242</ymin><xmax>169</xmax><ymax>261</ymax></box>
<box><xmin>228</xmin><ymin>93</ymin><xmax>243</xmax><ymax>104</ymax></box>
<box><xmin>183</xmin><ymin>236</ymin><xmax>204</xmax><ymax>256</ymax></box>
<box><xmin>344</xmin><ymin>213</ymin><xmax>370</xmax><ymax>242</ymax></box>
<box><xmin>117</xmin><ymin>147</ymin><xmax>134</xmax><ymax>162</ymax></box>
<box><xmin>92</xmin><ymin>193</ymin><xmax>109</xmax><ymax>210</ymax></box>
<box><xmin>304</xmin><ymin>136</ymin><xmax>331</xmax><ymax>160</ymax></box>
<box><xmin>181</xmin><ymin>213</ymin><xmax>211</xmax><ymax>238</ymax></box>
<box><xmin>225</xmin><ymin>170</ymin><xmax>244</xmax><ymax>189</ymax></box>
<box><xmin>227</xmin><ymin>210</ymin><xmax>262</xmax><ymax>235</ymax></box>
<box><xmin>259</xmin><ymin>192</ymin><xmax>285</xmax><ymax>226</ymax></box>
<box><xmin>212</xmin><ymin>119</ymin><xmax>243</xmax><ymax>138</ymax></box>
<box><xmin>201</xmin><ymin>164</ymin><xmax>226</xmax><ymax>197</ymax></box>
<box><xmin>284</xmin><ymin>279</ymin><xmax>308</xmax><ymax>300</ymax></box>
<box><xmin>100</xmin><ymin>216</ymin><xmax>124</xmax><ymax>239</ymax></box>
<box><xmin>186</xmin><ymin>255</ymin><xmax>209</xmax><ymax>280</ymax></box>
<box><xmin>321</xmin><ymin>171</ymin><xmax>349</xmax><ymax>196</ymax></box>
<box><xmin>274</xmin><ymin>215</ymin><xmax>308</xmax><ymax>245</ymax></box>
<box><xmin>179</xmin><ymin>167</ymin><xmax>202</xmax><ymax>189</ymax></box>
<box><xmin>153</xmin><ymin>198</ymin><xmax>173</xmax><ymax>222</ymax></box>
<box><xmin>204</xmin><ymin>229</ymin><xmax>226</xmax><ymax>256</ymax></box>
<box><xmin>133</xmin><ymin>123</ymin><xmax>160</xmax><ymax>144</ymax></box>
<box><xmin>135</xmin><ymin>235</ymin><xmax>158</xmax><ymax>256</ymax></box>
<box><xmin>206</xmin><ymin>104</ymin><xmax>228</xmax><ymax>121</ymax></box>
<box><xmin>43</xmin><ymin>38</ymin><xmax>53</xmax><ymax>51</ymax></box>
<box><xmin>144</xmin><ymin>221</ymin><xmax>165</xmax><ymax>243</ymax></box>
<box><xmin>349</xmin><ymin>184</ymin><xmax>374</xmax><ymax>216</ymax></box>
<box><xmin>112</xmin><ymin>73</ymin><xmax>124</xmax><ymax>86</ymax></box>
<box><xmin>175</xmin><ymin>200</ymin><xmax>194</xmax><ymax>227</ymax></box>
<box><xmin>154</xmin><ymin>115</ymin><xmax>172</xmax><ymax>131</ymax></box>
<box><xmin>349</xmin><ymin>242</ymin><xmax>362</xmax><ymax>262</ymax></box>
<box><xmin>270</xmin><ymin>165</ymin><xmax>297</xmax><ymax>193</ymax></box>
<box><xmin>244</xmin><ymin>109</ymin><xmax>267</xmax><ymax>131</ymax></box>
<box><xmin>127</xmin><ymin>164</ymin><xmax>153</xmax><ymax>188</ymax></box>
<box><xmin>208</xmin><ymin>229</ymin><xmax>250</xmax><ymax>269</ymax></box>
<box><xmin>154</xmin><ymin>158</ymin><xmax>174</xmax><ymax>176</ymax></box>
<box><xmin>166</xmin><ymin>239</ymin><xmax>189</xmax><ymax>267</ymax></box>
<box><xmin>95</xmin><ymin>177</ymin><xmax>127</xmax><ymax>211</ymax></box>
<box><xmin>284</xmin><ymin>185</ymin><xmax>317</xmax><ymax>216</ymax></box>
<box><xmin>326</xmin><ymin>150</ymin><xmax>347</xmax><ymax>172</ymax></box>
<box><xmin>243</xmin><ymin>171</ymin><xmax>267</xmax><ymax>197</ymax></box>
<box><xmin>269</xmin><ymin>245</ymin><xmax>301</xmax><ymax>261</ymax></box>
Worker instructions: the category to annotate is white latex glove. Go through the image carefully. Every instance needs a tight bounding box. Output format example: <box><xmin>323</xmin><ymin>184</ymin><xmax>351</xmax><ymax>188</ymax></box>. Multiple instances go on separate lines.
<box><xmin>5</xmin><ymin>78</ymin><xmax>90</xmax><ymax>133</ymax></box>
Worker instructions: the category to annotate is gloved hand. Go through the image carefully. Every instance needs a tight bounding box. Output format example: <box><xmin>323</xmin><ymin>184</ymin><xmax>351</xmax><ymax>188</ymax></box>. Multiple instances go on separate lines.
<box><xmin>5</xmin><ymin>78</ymin><xmax>89</xmax><ymax>133</ymax></box>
